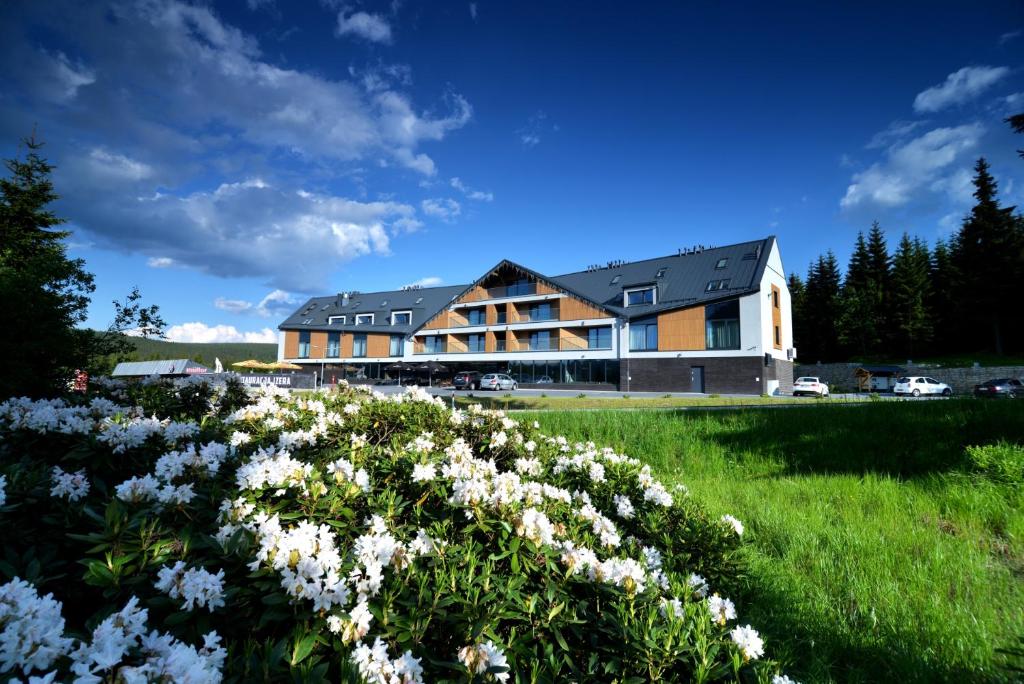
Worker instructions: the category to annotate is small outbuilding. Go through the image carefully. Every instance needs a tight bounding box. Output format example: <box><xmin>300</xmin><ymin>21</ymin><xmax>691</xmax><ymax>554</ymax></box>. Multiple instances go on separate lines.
<box><xmin>111</xmin><ymin>359</ymin><xmax>209</xmax><ymax>378</ymax></box>
<box><xmin>854</xmin><ymin>365</ymin><xmax>906</xmax><ymax>392</ymax></box>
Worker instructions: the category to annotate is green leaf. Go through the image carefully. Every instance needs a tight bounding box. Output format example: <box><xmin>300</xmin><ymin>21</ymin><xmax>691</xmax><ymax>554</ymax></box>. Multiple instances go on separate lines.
<box><xmin>290</xmin><ymin>633</ymin><xmax>317</xmax><ymax>665</ymax></box>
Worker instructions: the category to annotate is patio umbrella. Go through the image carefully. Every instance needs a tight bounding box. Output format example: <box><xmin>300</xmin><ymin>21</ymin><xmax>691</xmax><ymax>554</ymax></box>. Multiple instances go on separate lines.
<box><xmin>422</xmin><ymin>361</ymin><xmax>448</xmax><ymax>387</ymax></box>
<box><xmin>232</xmin><ymin>359</ymin><xmax>270</xmax><ymax>370</ymax></box>
<box><xmin>266</xmin><ymin>361</ymin><xmax>302</xmax><ymax>371</ymax></box>
<box><xmin>386</xmin><ymin>361</ymin><xmax>415</xmax><ymax>384</ymax></box>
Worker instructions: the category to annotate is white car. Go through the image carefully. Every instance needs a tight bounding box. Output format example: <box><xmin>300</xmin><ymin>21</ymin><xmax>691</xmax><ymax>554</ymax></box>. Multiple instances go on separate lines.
<box><xmin>793</xmin><ymin>376</ymin><xmax>829</xmax><ymax>397</ymax></box>
<box><xmin>894</xmin><ymin>376</ymin><xmax>952</xmax><ymax>397</ymax></box>
<box><xmin>480</xmin><ymin>373</ymin><xmax>518</xmax><ymax>391</ymax></box>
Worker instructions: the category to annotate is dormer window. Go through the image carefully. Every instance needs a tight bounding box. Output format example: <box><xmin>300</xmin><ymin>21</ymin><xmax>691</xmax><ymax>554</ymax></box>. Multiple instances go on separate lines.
<box><xmin>328</xmin><ymin>315</ymin><xmax>346</xmax><ymax>325</ymax></box>
<box><xmin>624</xmin><ymin>286</ymin><xmax>656</xmax><ymax>307</ymax></box>
<box><xmin>354</xmin><ymin>313</ymin><xmax>374</xmax><ymax>326</ymax></box>
<box><xmin>391</xmin><ymin>311</ymin><xmax>411</xmax><ymax>326</ymax></box>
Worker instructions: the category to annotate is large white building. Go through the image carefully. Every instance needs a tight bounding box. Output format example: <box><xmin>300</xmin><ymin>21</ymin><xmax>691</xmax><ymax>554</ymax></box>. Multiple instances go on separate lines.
<box><xmin>278</xmin><ymin>236</ymin><xmax>794</xmax><ymax>394</ymax></box>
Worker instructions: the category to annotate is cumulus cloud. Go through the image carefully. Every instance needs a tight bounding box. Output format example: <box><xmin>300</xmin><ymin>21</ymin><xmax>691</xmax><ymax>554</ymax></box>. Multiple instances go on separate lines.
<box><xmin>866</xmin><ymin>120</ymin><xmax>927</xmax><ymax>149</ymax></box>
<box><xmin>402</xmin><ymin>276</ymin><xmax>443</xmax><ymax>289</ymax></box>
<box><xmin>450</xmin><ymin>177</ymin><xmax>494</xmax><ymax>202</ymax></box>
<box><xmin>421</xmin><ymin>198</ymin><xmax>461</xmax><ymax>222</ymax></box>
<box><xmin>913</xmin><ymin>66</ymin><xmax>1010</xmax><ymax>113</ymax></box>
<box><xmin>840</xmin><ymin>124</ymin><xmax>983</xmax><ymax>209</ymax></box>
<box><xmin>214</xmin><ymin>289</ymin><xmax>298</xmax><ymax>317</ymax></box>
<box><xmin>146</xmin><ymin>257</ymin><xmax>176</xmax><ymax>268</ymax></box>
<box><xmin>164</xmin><ymin>322</ymin><xmax>277</xmax><ymax>344</ymax></box>
<box><xmin>336</xmin><ymin>11</ymin><xmax>392</xmax><ymax>44</ymax></box>
<box><xmin>89</xmin><ymin>148</ymin><xmax>153</xmax><ymax>181</ymax></box>
<box><xmin>213</xmin><ymin>298</ymin><xmax>253</xmax><ymax>314</ymax></box>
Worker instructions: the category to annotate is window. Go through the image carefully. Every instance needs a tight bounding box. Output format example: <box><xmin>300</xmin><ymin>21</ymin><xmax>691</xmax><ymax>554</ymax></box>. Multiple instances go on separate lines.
<box><xmin>496</xmin><ymin>310</ymin><xmax>508</xmax><ymax>324</ymax></box>
<box><xmin>529</xmin><ymin>302</ymin><xmax>553</xmax><ymax>321</ymax></box>
<box><xmin>715</xmin><ymin>258</ymin><xmax>728</xmax><ymax>269</ymax></box>
<box><xmin>389</xmin><ymin>335</ymin><xmax>403</xmax><ymax>357</ymax></box>
<box><xmin>467</xmin><ymin>308</ymin><xmax>486</xmax><ymax>325</ymax></box>
<box><xmin>415</xmin><ymin>297</ymin><xmax>423</xmax><ymax>305</ymax></box>
<box><xmin>301</xmin><ymin>318</ymin><xmax>314</xmax><ymax>325</ymax></box>
<box><xmin>298</xmin><ymin>331</ymin><xmax>311</xmax><ymax>358</ymax></box>
<box><xmin>588</xmin><ymin>326</ymin><xmax>612</xmax><ymax>349</ymax></box>
<box><xmin>467</xmin><ymin>334</ymin><xmax>485</xmax><ymax>352</ymax></box>
<box><xmin>629</xmin><ymin>318</ymin><xmax>658</xmax><ymax>351</ymax></box>
<box><xmin>656</xmin><ymin>267</ymin><xmax>667</xmax><ymax>278</ymax></box>
<box><xmin>774</xmin><ymin>326</ymin><xmax>780</xmax><ymax>346</ymax></box>
<box><xmin>706</xmin><ymin>279</ymin><xmax>730</xmax><ymax>292</ymax></box>
<box><xmin>507</xmin><ymin>278</ymin><xmax>532</xmax><ymax>297</ymax></box>
<box><xmin>320</xmin><ymin>304</ymin><xmax>330</xmax><ymax>311</ymax></box>
<box><xmin>625</xmin><ymin>287</ymin><xmax>656</xmax><ymax>307</ymax></box>
<box><xmin>529</xmin><ymin>330</ymin><xmax>551</xmax><ymax>351</ymax></box>
<box><xmin>495</xmin><ymin>338</ymin><xmax>507</xmax><ymax>352</ymax></box>
<box><xmin>421</xmin><ymin>335</ymin><xmax>444</xmax><ymax>353</ymax></box>
<box><xmin>610</xmin><ymin>274</ymin><xmax>621</xmax><ymax>285</ymax></box>
<box><xmin>380</xmin><ymin>300</ymin><xmax>388</xmax><ymax>307</ymax></box>
<box><xmin>355</xmin><ymin>313</ymin><xmax>374</xmax><ymax>326</ymax></box>
<box><xmin>327</xmin><ymin>332</ymin><xmax>341</xmax><ymax>358</ymax></box>
<box><xmin>391</xmin><ymin>311</ymin><xmax>411</xmax><ymax>326</ymax></box>
<box><xmin>328</xmin><ymin>315</ymin><xmax>346</xmax><ymax>325</ymax></box>
<box><xmin>352</xmin><ymin>333</ymin><xmax>367</xmax><ymax>357</ymax></box>
<box><xmin>772</xmin><ymin>290</ymin><xmax>780</xmax><ymax>308</ymax></box>
<box><xmin>706</xmin><ymin>299</ymin><xmax>740</xmax><ymax>350</ymax></box>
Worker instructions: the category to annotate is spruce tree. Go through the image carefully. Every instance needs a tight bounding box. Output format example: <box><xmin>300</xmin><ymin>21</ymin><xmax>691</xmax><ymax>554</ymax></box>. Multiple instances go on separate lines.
<box><xmin>864</xmin><ymin>222</ymin><xmax>892</xmax><ymax>350</ymax></box>
<box><xmin>951</xmin><ymin>158</ymin><xmax>1021</xmax><ymax>354</ymax></box>
<box><xmin>803</xmin><ymin>251</ymin><xmax>842</xmax><ymax>362</ymax></box>
<box><xmin>837</xmin><ymin>230</ymin><xmax>881</xmax><ymax>358</ymax></box>
<box><xmin>890</xmin><ymin>234</ymin><xmax>932</xmax><ymax>357</ymax></box>
<box><xmin>927</xmin><ymin>238</ymin><xmax>957</xmax><ymax>355</ymax></box>
<box><xmin>788</xmin><ymin>272</ymin><xmax>807</xmax><ymax>358</ymax></box>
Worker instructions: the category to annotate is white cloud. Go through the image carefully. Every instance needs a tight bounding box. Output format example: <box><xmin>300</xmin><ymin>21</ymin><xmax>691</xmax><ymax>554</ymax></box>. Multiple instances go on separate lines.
<box><xmin>214</xmin><ymin>289</ymin><xmax>298</xmax><ymax>317</ymax></box>
<box><xmin>999</xmin><ymin>30</ymin><xmax>1021</xmax><ymax>45</ymax></box>
<box><xmin>165</xmin><ymin>322</ymin><xmax>277</xmax><ymax>344</ymax></box>
<box><xmin>403</xmin><ymin>276</ymin><xmax>443</xmax><ymax>289</ymax></box>
<box><xmin>866</xmin><ymin>120</ymin><xmax>927</xmax><ymax>149</ymax></box>
<box><xmin>46</xmin><ymin>50</ymin><xmax>96</xmax><ymax>102</ymax></box>
<box><xmin>421</xmin><ymin>198</ymin><xmax>461</xmax><ymax>222</ymax></box>
<box><xmin>840</xmin><ymin>124</ymin><xmax>983</xmax><ymax>209</ymax></box>
<box><xmin>336</xmin><ymin>11</ymin><xmax>392</xmax><ymax>44</ymax></box>
<box><xmin>469</xmin><ymin>3</ymin><xmax>478</xmax><ymax>20</ymax></box>
<box><xmin>213</xmin><ymin>297</ymin><xmax>253</xmax><ymax>314</ymax></box>
<box><xmin>89</xmin><ymin>148</ymin><xmax>153</xmax><ymax>181</ymax></box>
<box><xmin>146</xmin><ymin>256</ymin><xmax>176</xmax><ymax>268</ymax></box>
<box><xmin>913</xmin><ymin>66</ymin><xmax>1010</xmax><ymax>113</ymax></box>
<box><xmin>517</xmin><ymin>110</ymin><xmax>556</xmax><ymax>148</ymax></box>
<box><xmin>450</xmin><ymin>176</ymin><xmax>494</xmax><ymax>202</ymax></box>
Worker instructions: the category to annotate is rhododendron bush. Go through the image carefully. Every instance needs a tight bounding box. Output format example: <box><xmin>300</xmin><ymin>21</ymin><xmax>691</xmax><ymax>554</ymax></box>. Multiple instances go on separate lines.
<box><xmin>0</xmin><ymin>376</ymin><xmax>795</xmax><ymax>682</ymax></box>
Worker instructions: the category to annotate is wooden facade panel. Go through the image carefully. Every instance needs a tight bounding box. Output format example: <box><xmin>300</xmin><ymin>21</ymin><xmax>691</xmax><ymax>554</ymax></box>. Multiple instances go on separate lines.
<box><xmin>367</xmin><ymin>334</ymin><xmax>391</xmax><ymax>358</ymax></box>
<box><xmin>485</xmin><ymin>330</ymin><xmax>496</xmax><ymax>352</ymax></box>
<box><xmin>560</xmin><ymin>297</ymin><xmax>606</xmax><ymax>321</ymax></box>
<box><xmin>423</xmin><ymin>310</ymin><xmax>449</xmax><ymax>330</ymax></box>
<box><xmin>447</xmin><ymin>334</ymin><xmax>468</xmax><ymax>353</ymax></box>
<box><xmin>657</xmin><ymin>307</ymin><xmax>706</xmax><ymax>351</ymax></box>
<box><xmin>485</xmin><ymin>304</ymin><xmax>497</xmax><ymax>325</ymax></box>
<box><xmin>559</xmin><ymin>327</ymin><xmax>587</xmax><ymax>351</ymax></box>
<box><xmin>459</xmin><ymin>285</ymin><xmax>488</xmax><ymax>303</ymax></box>
<box><xmin>536</xmin><ymin>281</ymin><xmax>558</xmax><ymax>295</ymax></box>
<box><xmin>284</xmin><ymin>331</ymin><xmax>299</xmax><ymax>358</ymax></box>
<box><xmin>309</xmin><ymin>331</ymin><xmax>328</xmax><ymax>359</ymax></box>
<box><xmin>341</xmin><ymin>333</ymin><xmax>354</xmax><ymax>359</ymax></box>
<box><xmin>771</xmin><ymin>285</ymin><xmax>782</xmax><ymax>350</ymax></box>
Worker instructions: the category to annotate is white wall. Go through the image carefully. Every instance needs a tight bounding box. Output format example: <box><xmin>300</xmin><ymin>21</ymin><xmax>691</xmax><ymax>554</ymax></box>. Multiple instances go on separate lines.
<box><xmin>758</xmin><ymin>240</ymin><xmax>793</xmax><ymax>361</ymax></box>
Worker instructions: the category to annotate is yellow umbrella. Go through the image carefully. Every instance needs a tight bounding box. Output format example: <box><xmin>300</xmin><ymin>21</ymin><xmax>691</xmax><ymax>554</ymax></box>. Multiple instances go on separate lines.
<box><xmin>266</xmin><ymin>361</ymin><xmax>302</xmax><ymax>371</ymax></box>
<box><xmin>231</xmin><ymin>359</ymin><xmax>271</xmax><ymax>370</ymax></box>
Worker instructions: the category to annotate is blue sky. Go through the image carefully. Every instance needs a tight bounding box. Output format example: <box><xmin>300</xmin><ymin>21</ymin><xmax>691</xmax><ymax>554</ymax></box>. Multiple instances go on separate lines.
<box><xmin>1</xmin><ymin>1</ymin><xmax>1022</xmax><ymax>342</ymax></box>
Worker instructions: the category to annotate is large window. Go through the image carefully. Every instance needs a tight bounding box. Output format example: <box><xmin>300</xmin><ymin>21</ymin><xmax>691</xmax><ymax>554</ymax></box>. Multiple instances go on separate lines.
<box><xmin>389</xmin><ymin>335</ymin><xmax>403</xmax><ymax>357</ymax></box>
<box><xmin>467</xmin><ymin>308</ymin><xmax>486</xmax><ymax>325</ymax></box>
<box><xmin>529</xmin><ymin>302</ymin><xmax>553</xmax><ymax>321</ymax></box>
<box><xmin>706</xmin><ymin>299</ymin><xmax>740</xmax><ymax>350</ymax></box>
<box><xmin>355</xmin><ymin>313</ymin><xmax>374</xmax><ymax>326</ymax></box>
<box><xmin>529</xmin><ymin>330</ymin><xmax>551</xmax><ymax>350</ymax></box>
<box><xmin>298</xmin><ymin>331</ymin><xmax>311</xmax><ymax>358</ymax></box>
<box><xmin>391</xmin><ymin>311</ymin><xmax>411</xmax><ymax>326</ymax></box>
<box><xmin>625</xmin><ymin>287</ymin><xmax>655</xmax><ymax>307</ymax></box>
<box><xmin>507</xmin><ymin>278</ymin><xmax>533</xmax><ymax>297</ymax></box>
<box><xmin>588</xmin><ymin>326</ymin><xmax>612</xmax><ymax>349</ymax></box>
<box><xmin>327</xmin><ymin>332</ymin><xmax>341</xmax><ymax>358</ymax></box>
<box><xmin>496</xmin><ymin>309</ymin><xmax>508</xmax><ymax>324</ymax></box>
<box><xmin>421</xmin><ymin>335</ymin><xmax>444</xmax><ymax>353</ymax></box>
<box><xmin>467</xmin><ymin>334</ymin><xmax>485</xmax><ymax>352</ymax></box>
<box><xmin>629</xmin><ymin>318</ymin><xmax>658</xmax><ymax>351</ymax></box>
<box><xmin>352</xmin><ymin>333</ymin><xmax>367</xmax><ymax>357</ymax></box>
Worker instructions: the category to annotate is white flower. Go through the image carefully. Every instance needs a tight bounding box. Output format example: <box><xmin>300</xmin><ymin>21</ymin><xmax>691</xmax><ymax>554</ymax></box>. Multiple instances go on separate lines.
<box><xmin>730</xmin><ymin>624</ymin><xmax>764</xmax><ymax>661</ymax></box>
<box><xmin>0</xmin><ymin>577</ymin><xmax>73</xmax><ymax>674</ymax></box>
<box><xmin>708</xmin><ymin>594</ymin><xmax>737</xmax><ymax>625</ymax></box>
<box><xmin>229</xmin><ymin>431</ymin><xmax>252</xmax><ymax>447</ymax></box>
<box><xmin>489</xmin><ymin>431</ymin><xmax>508</xmax><ymax>450</ymax></box>
<box><xmin>458</xmin><ymin>641</ymin><xmax>509</xmax><ymax>681</ymax></box>
<box><xmin>354</xmin><ymin>468</ymin><xmax>371</xmax><ymax>492</ymax></box>
<box><xmin>660</xmin><ymin>597</ymin><xmax>684</xmax><ymax>620</ymax></box>
<box><xmin>115</xmin><ymin>474</ymin><xmax>161</xmax><ymax>503</ymax></box>
<box><xmin>154</xmin><ymin>562</ymin><xmax>226</xmax><ymax>612</ymax></box>
<box><xmin>721</xmin><ymin>514</ymin><xmax>744</xmax><ymax>536</ymax></box>
<box><xmin>687</xmin><ymin>573</ymin><xmax>709</xmax><ymax>599</ymax></box>
<box><xmin>411</xmin><ymin>463</ymin><xmax>436</xmax><ymax>483</ymax></box>
<box><xmin>517</xmin><ymin>507</ymin><xmax>556</xmax><ymax>546</ymax></box>
<box><xmin>49</xmin><ymin>466</ymin><xmax>90</xmax><ymax>502</ymax></box>
<box><xmin>772</xmin><ymin>675</ymin><xmax>799</xmax><ymax>684</ymax></box>
<box><xmin>613</xmin><ymin>494</ymin><xmax>635</xmax><ymax>519</ymax></box>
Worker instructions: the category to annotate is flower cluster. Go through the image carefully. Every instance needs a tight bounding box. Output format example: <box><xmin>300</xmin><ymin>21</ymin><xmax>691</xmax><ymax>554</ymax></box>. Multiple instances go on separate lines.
<box><xmin>154</xmin><ymin>562</ymin><xmax>226</xmax><ymax>612</ymax></box>
<box><xmin>457</xmin><ymin>640</ymin><xmax>510</xmax><ymax>682</ymax></box>
<box><xmin>50</xmin><ymin>466</ymin><xmax>90</xmax><ymax>502</ymax></box>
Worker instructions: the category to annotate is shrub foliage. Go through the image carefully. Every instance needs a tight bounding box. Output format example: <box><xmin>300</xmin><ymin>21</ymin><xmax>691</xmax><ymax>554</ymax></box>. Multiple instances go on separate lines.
<box><xmin>0</xmin><ymin>377</ymin><xmax>791</xmax><ymax>682</ymax></box>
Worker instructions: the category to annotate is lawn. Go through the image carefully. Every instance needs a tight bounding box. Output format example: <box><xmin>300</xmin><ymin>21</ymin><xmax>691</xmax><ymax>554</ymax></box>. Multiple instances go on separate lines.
<box><xmin>523</xmin><ymin>400</ymin><xmax>1024</xmax><ymax>683</ymax></box>
<box><xmin>451</xmin><ymin>393</ymin><xmax>870</xmax><ymax>411</ymax></box>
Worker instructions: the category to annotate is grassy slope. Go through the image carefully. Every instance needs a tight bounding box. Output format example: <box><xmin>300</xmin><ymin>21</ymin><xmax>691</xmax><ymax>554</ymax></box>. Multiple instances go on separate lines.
<box><xmin>524</xmin><ymin>400</ymin><xmax>1024</xmax><ymax>683</ymax></box>
<box><xmin>452</xmin><ymin>395</ymin><xmax>869</xmax><ymax>411</ymax></box>
<box><xmin>98</xmin><ymin>335</ymin><xmax>277</xmax><ymax>370</ymax></box>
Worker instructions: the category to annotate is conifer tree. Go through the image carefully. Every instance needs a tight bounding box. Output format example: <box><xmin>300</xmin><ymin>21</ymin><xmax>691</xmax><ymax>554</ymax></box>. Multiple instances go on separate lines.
<box><xmin>803</xmin><ymin>251</ymin><xmax>842</xmax><ymax>362</ymax></box>
<box><xmin>837</xmin><ymin>230</ymin><xmax>882</xmax><ymax>358</ymax></box>
<box><xmin>927</xmin><ymin>238</ymin><xmax>957</xmax><ymax>355</ymax></box>
<box><xmin>890</xmin><ymin>234</ymin><xmax>932</xmax><ymax>357</ymax></box>
<box><xmin>788</xmin><ymin>272</ymin><xmax>807</xmax><ymax>357</ymax></box>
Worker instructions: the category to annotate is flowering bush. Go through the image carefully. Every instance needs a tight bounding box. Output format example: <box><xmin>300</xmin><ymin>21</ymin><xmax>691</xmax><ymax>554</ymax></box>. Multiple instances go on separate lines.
<box><xmin>0</xmin><ymin>376</ymin><xmax>797</xmax><ymax>682</ymax></box>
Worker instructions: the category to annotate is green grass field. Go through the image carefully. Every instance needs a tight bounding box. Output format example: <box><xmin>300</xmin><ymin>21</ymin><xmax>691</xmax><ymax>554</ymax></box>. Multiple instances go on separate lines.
<box><xmin>453</xmin><ymin>393</ymin><xmax>869</xmax><ymax>411</ymax></box>
<box><xmin>524</xmin><ymin>400</ymin><xmax>1024</xmax><ymax>683</ymax></box>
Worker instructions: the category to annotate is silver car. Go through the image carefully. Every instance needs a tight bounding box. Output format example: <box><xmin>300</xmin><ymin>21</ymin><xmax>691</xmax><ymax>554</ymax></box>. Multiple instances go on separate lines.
<box><xmin>480</xmin><ymin>373</ymin><xmax>518</xmax><ymax>391</ymax></box>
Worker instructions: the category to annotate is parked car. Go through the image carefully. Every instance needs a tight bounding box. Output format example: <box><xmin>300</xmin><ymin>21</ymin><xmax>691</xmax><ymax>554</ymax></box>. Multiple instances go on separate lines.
<box><xmin>973</xmin><ymin>377</ymin><xmax>1024</xmax><ymax>399</ymax></box>
<box><xmin>536</xmin><ymin>375</ymin><xmax>554</xmax><ymax>384</ymax></box>
<box><xmin>480</xmin><ymin>373</ymin><xmax>518</xmax><ymax>391</ymax></box>
<box><xmin>894</xmin><ymin>376</ymin><xmax>952</xmax><ymax>397</ymax></box>
<box><xmin>792</xmin><ymin>376</ymin><xmax>829</xmax><ymax>397</ymax></box>
<box><xmin>452</xmin><ymin>371</ymin><xmax>482</xmax><ymax>390</ymax></box>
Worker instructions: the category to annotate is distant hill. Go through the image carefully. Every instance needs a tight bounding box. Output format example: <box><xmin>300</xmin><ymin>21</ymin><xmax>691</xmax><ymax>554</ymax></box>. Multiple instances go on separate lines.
<box><xmin>90</xmin><ymin>333</ymin><xmax>277</xmax><ymax>374</ymax></box>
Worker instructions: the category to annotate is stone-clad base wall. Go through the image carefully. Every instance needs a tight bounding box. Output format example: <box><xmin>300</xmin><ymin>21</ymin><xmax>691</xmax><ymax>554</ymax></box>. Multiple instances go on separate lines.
<box><xmin>622</xmin><ymin>356</ymin><xmax>790</xmax><ymax>394</ymax></box>
<box><xmin>798</xmin><ymin>363</ymin><xmax>1024</xmax><ymax>394</ymax></box>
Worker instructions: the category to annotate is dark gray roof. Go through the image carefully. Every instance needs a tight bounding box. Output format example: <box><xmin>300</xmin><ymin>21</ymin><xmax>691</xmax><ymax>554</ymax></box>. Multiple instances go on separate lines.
<box><xmin>281</xmin><ymin>237</ymin><xmax>776</xmax><ymax>332</ymax></box>
<box><xmin>112</xmin><ymin>359</ymin><xmax>208</xmax><ymax>376</ymax></box>
<box><xmin>279</xmin><ymin>284</ymin><xmax>467</xmax><ymax>334</ymax></box>
<box><xmin>550</xmin><ymin>237</ymin><xmax>774</xmax><ymax>319</ymax></box>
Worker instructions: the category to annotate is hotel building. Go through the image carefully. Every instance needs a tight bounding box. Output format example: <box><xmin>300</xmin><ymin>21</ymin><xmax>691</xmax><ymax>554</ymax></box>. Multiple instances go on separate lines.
<box><xmin>278</xmin><ymin>236</ymin><xmax>794</xmax><ymax>394</ymax></box>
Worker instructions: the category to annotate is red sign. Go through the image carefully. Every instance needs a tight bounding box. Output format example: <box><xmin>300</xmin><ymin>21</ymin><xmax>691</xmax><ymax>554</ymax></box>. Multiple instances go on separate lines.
<box><xmin>73</xmin><ymin>370</ymin><xmax>88</xmax><ymax>393</ymax></box>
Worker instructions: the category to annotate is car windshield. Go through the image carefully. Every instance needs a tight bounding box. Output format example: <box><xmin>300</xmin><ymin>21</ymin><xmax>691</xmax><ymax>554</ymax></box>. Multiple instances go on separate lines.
<box><xmin>897</xmin><ymin>377</ymin><xmax>910</xmax><ymax>383</ymax></box>
<box><xmin>796</xmin><ymin>377</ymin><xmax>817</xmax><ymax>383</ymax></box>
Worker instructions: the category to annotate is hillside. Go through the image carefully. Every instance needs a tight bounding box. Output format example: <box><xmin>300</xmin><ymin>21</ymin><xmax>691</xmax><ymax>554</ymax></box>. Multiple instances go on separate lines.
<box><xmin>91</xmin><ymin>333</ymin><xmax>277</xmax><ymax>373</ymax></box>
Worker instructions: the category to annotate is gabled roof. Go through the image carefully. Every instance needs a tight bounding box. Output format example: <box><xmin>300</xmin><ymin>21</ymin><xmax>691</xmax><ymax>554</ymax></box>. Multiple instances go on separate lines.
<box><xmin>550</xmin><ymin>237</ymin><xmax>775</xmax><ymax>319</ymax></box>
<box><xmin>112</xmin><ymin>359</ymin><xmax>208</xmax><ymax>376</ymax></box>
<box><xmin>279</xmin><ymin>284</ymin><xmax>466</xmax><ymax>334</ymax></box>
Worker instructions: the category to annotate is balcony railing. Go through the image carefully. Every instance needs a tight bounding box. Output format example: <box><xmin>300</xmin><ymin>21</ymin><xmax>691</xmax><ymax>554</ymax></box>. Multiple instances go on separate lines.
<box><xmin>444</xmin><ymin>307</ymin><xmax>558</xmax><ymax>328</ymax></box>
<box><xmin>412</xmin><ymin>335</ymin><xmax>612</xmax><ymax>354</ymax></box>
<box><xmin>414</xmin><ymin>344</ymin><xmax>447</xmax><ymax>355</ymax></box>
